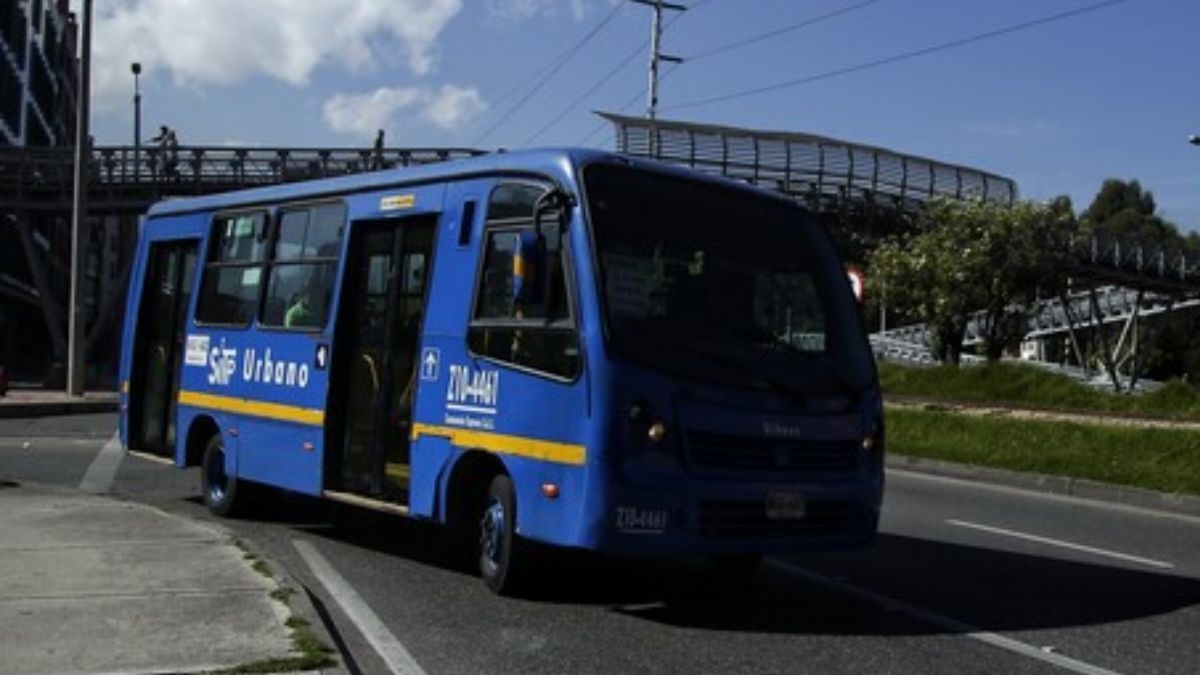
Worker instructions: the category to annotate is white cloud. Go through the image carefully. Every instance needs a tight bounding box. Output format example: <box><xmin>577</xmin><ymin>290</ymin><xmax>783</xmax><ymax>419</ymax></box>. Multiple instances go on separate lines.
<box><xmin>81</xmin><ymin>0</ymin><xmax>463</xmax><ymax>109</ymax></box>
<box><xmin>322</xmin><ymin>85</ymin><xmax>487</xmax><ymax>136</ymax></box>
<box><xmin>420</xmin><ymin>85</ymin><xmax>488</xmax><ymax>131</ymax></box>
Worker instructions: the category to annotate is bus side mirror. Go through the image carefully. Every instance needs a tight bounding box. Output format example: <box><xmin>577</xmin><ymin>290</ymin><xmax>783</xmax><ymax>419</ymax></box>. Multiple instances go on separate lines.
<box><xmin>512</xmin><ymin>230</ymin><xmax>544</xmax><ymax>307</ymax></box>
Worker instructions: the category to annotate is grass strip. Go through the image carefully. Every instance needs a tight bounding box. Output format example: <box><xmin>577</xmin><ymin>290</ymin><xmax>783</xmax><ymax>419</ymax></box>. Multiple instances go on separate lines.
<box><xmin>220</xmin><ymin>540</ymin><xmax>336</xmax><ymax>674</ymax></box>
<box><xmin>880</xmin><ymin>362</ymin><xmax>1200</xmax><ymax>421</ymax></box>
<box><xmin>887</xmin><ymin>408</ymin><xmax>1200</xmax><ymax>496</ymax></box>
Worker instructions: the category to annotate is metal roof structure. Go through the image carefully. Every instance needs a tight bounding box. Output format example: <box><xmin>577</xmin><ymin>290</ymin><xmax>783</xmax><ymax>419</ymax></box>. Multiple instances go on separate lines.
<box><xmin>601</xmin><ymin>112</ymin><xmax>1019</xmax><ymax>216</ymax></box>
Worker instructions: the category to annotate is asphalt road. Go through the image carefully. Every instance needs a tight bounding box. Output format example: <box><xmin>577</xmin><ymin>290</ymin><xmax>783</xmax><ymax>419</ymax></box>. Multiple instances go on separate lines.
<box><xmin>2</xmin><ymin>413</ymin><xmax>1198</xmax><ymax>675</ymax></box>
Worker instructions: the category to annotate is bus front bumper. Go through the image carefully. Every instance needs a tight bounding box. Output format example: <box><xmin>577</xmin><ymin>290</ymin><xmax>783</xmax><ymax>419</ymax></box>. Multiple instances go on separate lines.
<box><xmin>593</xmin><ymin>473</ymin><xmax>883</xmax><ymax>557</ymax></box>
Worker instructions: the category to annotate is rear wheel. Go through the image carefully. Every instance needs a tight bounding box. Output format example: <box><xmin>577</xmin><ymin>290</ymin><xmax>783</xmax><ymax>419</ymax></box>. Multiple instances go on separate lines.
<box><xmin>201</xmin><ymin>434</ymin><xmax>242</xmax><ymax>517</ymax></box>
<box><xmin>479</xmin><ymin>474</ymin><xmax>525</xmax><ymax>594</ymax></box>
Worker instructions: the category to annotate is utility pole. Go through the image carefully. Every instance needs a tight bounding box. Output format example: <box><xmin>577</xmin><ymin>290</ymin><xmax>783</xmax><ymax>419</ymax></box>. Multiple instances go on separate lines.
<box><xmin>132</xmin><ymin>62</ymin><xmax>142</xmax><ymax>181</ymax></box>
<box><xmin>68</xmin><ymin>0</ymin><xmax>94</xmax><ymax>396</ymax></box>
<box><xmin>630</xmin><ymin>0</ymin><xmax>685</xmax><ymax>121</ymax></box>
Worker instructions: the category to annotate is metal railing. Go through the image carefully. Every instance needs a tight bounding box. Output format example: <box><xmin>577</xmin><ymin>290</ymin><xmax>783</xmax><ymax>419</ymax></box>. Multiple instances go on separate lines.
<box><xmin>0</xmin><ymin>144</ymin><xmax>485</xmax><ymax>211</ymax></box>
<box><xmin>603</xmin><ymin>112</ymin><xmax>1019</xmax><ymax>214</ymax></box>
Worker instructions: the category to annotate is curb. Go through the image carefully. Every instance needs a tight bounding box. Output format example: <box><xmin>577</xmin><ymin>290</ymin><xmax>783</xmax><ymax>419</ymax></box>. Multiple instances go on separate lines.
<box><xmin>887</xmin><ymin>453</ymin><xmax>1200</xmax><ymax>518</ymax></box>
<box><xmin>0</xmin><ymin>400</ymin><xmax>118</xmax><ymax>419</ymax></box>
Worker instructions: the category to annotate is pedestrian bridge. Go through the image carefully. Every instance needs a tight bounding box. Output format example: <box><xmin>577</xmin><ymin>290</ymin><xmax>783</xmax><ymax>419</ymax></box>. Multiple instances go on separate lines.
<box><xmin>0</xmin><ymin>144</ymin><xmax>483</xmax><ymax>214</ymax></box>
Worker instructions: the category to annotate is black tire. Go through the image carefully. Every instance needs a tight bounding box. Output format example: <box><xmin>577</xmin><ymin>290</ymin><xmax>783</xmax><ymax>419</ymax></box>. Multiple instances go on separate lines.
<box><xmin>709</xmin><ymin>553</ymin><xmax>764</xmax><ymax>576</ymax></box>
<box><xmin>200</xmin><ymin>434</ymin><xmax>242</xmax><ymax>517</ymax></box>
<box><xmin>479</xmin><ymin>474</ymin><xmax>525</xmax><ymax>594</ymax></box>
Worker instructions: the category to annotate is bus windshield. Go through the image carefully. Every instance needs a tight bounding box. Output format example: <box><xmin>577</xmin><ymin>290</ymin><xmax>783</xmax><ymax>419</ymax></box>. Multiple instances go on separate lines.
<box><xmin>584</xmin><ymin>163</ymin><xmax>874</xmax><ymax>397</ymax></box>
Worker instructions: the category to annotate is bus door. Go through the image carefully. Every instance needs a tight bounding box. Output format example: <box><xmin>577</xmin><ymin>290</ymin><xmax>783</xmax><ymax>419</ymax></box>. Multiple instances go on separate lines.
<box><xmin>129</xmin><ymin>240</ymin><xmax>198</xmax><ymax>457</ymax></box>
<box><xmin>331</xmin><ymin>215</ymin><xmax>436</xmax><ymax>504</ymax></box>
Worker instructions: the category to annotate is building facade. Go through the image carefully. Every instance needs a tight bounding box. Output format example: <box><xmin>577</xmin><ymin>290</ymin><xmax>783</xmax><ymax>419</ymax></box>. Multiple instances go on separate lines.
<box><xmin>1</xmin><ymin>0</ymin><xmax>77</xmax><ymax>147</ymax></box>
<box><xmin>1</xmin><ymin>0</ymin><xmax>81</xmax><ymax>384</ymax></box>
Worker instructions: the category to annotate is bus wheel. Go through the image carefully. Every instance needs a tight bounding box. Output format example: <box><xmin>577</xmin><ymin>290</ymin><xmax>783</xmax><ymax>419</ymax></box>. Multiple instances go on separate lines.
<box><xmin>201</xmin><ymin>434</ymin><xmax>241</xmax><ymax>517</ymax></box>
<box><xmin>479</xmin><ymin>474</ymin><xmax>523</xmax><ymax>594</ymax></box>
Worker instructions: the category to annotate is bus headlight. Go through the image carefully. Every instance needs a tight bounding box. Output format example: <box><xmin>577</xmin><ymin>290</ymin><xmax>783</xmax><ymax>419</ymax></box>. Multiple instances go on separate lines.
<box><xmin>647</xmin><ymin>421</ymin><xmax>668</xmax><ymax>443</ymax></box>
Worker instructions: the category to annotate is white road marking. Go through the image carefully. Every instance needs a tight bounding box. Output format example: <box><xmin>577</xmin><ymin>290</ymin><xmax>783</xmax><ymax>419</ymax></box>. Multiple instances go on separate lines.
<box><xmin>293</xmin><ymin>539</ymin><xmax>428</xmax><ymax>675</ymax></box>
<box><xmin>946</xmin><ymin>519</ymin><xmax>1174</xmax><ymax>570</ymax></box>
<box><xmin>767</xmin><ymin>560</ymin><xmax>1127</xmax><ymax>675</ymax></box>
<box><xmin>78</xmin><ymin>432</ymin><xmax>124</xmax><ymax>494</ymax></box>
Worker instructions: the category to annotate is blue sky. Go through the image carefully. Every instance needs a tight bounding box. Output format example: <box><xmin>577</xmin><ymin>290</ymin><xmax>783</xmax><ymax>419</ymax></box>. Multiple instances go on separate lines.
<box><xmin>82</xmin><ymin>0</ymin><xmax>1200</xmax><ymax>230</ymax></box>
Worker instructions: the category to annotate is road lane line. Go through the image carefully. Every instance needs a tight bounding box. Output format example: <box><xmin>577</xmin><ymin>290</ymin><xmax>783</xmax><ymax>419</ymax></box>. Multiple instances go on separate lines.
<box><xmin>78</xmin><ymin>432</ymin><xmax>124</xmax><ymax>494</ymax></box>
<box><xmin>767</xmin><ymin>560</ymin><xmax>1127</xmax><ymax>675</ymax></box>
<box><xmin>946</xmin><ymin>519</ymin><xmax>1174</xmax><ymax>569</ymax></box>
<box><xmin>293</xmin><ymin>539</ymin><xmax>428</xmax><ymax>675</ymax></box>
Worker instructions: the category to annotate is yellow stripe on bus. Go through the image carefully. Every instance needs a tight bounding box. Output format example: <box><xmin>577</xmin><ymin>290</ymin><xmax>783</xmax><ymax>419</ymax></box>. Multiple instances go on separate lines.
<box><xmin>177</xmin><ymin>390</ymin><xmax>325</xmax><ymax>426</ymax></box>
<box><xmin>411</xmin><ymin>423</ymin><xmax>586</xmax><ymax>466</ymax></box>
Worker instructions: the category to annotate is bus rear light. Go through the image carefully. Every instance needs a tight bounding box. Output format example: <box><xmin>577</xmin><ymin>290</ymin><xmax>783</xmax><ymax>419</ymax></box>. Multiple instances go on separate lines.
<box><xmin>541</xmin><ymin>483</ymin><xmax>560</xmax><ymax>499</ymax></box>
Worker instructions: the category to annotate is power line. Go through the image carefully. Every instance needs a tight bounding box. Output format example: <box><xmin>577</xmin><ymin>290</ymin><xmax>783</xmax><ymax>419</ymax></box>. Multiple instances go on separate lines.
<box><xmin>685</xmin><ymin>0</ymin><xmax>884</xmax><ymax>62</ymax></box>
<box><xmin>666</xmin><ymin>0</ymin><xmax>1133</xmax><ymax>112</ymax></box>
<box><xmin>473</xmin><ymin>1</ymin><xmax>626</xmax><ymax>146</ymax></box>
<box><xmin>576</xmin><ymin>63</ymin><xmax>682</xmax><ymax>145</ymax></box>
<box><xmin>522</xmin><ymin>0</ymin><xmax>710</xmax><ymax>147</ymax></box>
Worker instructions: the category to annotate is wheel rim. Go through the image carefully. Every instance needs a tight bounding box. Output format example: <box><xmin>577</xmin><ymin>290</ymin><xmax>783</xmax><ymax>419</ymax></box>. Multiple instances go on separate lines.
<box><xmin>480</xmin><ymin>497</ymin><xmax>506</xmax><ymax>571</ymax></box>
<box><xmin>206</xmin><ymin>445</ymin><xmax>228</xmax><ymax>504</ymax></box>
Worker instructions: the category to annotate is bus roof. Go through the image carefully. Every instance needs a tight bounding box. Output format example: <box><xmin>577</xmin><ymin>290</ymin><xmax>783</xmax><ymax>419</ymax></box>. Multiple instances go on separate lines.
<box><xmin>144</xmin><ymin>147</ymin><xmax>792</xmax><ymax>219</ymax></box>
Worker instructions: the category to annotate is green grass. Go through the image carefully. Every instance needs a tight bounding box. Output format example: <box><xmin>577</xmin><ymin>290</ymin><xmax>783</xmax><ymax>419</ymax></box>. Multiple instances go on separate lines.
<box><xmin>879</xmin><ymin>361</ymin><xmax>1200</xmax><ymax>420</ymax></box>
<box><xmin>888</xmin><ymin>408</ymin><xmax>1200</xmax><ymax>496</ymax></box>
<box><xmin>221</xmin><ymin>540</ymin><xmax>336</xmax><ymax>674</ymax></box>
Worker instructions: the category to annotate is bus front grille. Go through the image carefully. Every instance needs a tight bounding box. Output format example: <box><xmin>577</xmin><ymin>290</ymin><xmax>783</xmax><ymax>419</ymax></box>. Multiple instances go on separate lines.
<box><xmin>686</xmin><ymin>431</ymin><xmax>858</xmax><ymax>475</ymax></box>
<box><xmin>698</xmin><ymin>500</ymin><xmax>856</xmax><ymax>538</ymax></box>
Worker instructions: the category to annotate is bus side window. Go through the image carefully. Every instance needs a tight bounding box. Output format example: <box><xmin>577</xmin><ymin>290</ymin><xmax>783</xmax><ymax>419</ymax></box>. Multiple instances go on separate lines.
<box><xmin>260</xmin><ymin>203</ymin><xmax>344</xmax><ymax>330</ymax></box>
<box><xmin>195</xmin><ymin>211</ymin><xmax>269</xmax><ymax>326</ymax></box>
<box><xmin>468</xmin><ymin>183</ymin><xmax>579</xmax><ymax>379</ymax></box>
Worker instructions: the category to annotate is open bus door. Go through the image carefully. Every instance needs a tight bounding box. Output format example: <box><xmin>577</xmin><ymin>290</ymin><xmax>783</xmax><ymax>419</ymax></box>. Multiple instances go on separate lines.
<box><xmin>328</xmin><ymin>215</ymin><xmax>436</xmax><ymax>506</ymax></box>
<box><xmin>128</xmin><ymin>240</ymin><xmax>199</xmax><ymax>457</ymax></box>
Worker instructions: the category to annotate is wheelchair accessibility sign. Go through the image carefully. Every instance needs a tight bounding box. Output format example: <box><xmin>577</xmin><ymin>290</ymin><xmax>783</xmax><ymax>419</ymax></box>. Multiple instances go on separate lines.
<box><xmin>420</xmin><ymin>348</ymin><xmax>440</xmax><ymax>382</ymax></box>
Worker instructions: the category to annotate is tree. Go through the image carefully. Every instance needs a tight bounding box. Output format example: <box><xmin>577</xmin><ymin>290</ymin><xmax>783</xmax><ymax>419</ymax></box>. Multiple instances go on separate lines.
<box><xmin>870</xmin><ymin>197</ymin><xmax>1075</xmax><ymax>364</ymax></box>
<box><xmin>1080</xmin><ymin>178</ymin><xmax>1179</xmax><ymax>244</ymax></box>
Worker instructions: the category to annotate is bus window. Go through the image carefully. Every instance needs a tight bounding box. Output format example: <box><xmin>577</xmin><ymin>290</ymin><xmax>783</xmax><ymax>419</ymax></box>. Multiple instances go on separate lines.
<box><xmin>468</xmin><ymin>185</ymin><xmax>578</xmax><ymax>378</ymax></box>
<box><xmin>195</xmin><ymin>211</ymin><xmax>268</xmax><ymax>326</ymax></box>
<box><xmin>261</xmin><ymin>203</ymin><xmax>345</xmax><ymax>329</ymax></box>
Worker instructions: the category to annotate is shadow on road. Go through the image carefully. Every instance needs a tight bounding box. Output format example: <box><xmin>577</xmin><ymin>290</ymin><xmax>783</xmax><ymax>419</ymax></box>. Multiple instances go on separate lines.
<box><xmin>253</xmin><ymin>494</ymin><xmax>1200</xmax><ymax>637</ymax></box>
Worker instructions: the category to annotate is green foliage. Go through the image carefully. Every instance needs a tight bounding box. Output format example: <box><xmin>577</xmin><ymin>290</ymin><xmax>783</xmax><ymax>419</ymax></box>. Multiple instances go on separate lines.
<box><xmin>1080</xmin><ymin>178</ymin><xmax>1176</xmax><ymax>243</ymax></box>
<box><xmin>880</xmin><ymin>361</ymin><xmax>1200</xmax><ymax>420</ymax></box>
<box><xmin>888</xmin><ymin>408</ymin><xmax>1200</xmax><ymax>496</ymax></box>
<box><xmin>870</xmin><ymin>197</ymin><xmax>1075</xmax><ymax>363</ymax></box>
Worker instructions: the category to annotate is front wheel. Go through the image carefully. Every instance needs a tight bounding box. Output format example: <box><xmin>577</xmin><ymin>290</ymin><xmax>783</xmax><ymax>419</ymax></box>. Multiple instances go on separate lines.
<box><xmin>201</xmin><ymin>434</ymin><xmax>243</xmax><ymax>517</ymax></box>
<box><xmin>479</xmin><ymin>474</ymin><xmax>526</xmax><ymax>594</ymax></box>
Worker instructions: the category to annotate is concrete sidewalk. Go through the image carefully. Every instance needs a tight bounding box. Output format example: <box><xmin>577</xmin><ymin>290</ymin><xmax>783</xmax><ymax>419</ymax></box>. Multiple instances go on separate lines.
<box><xmin>0</xmin><ymin>481</ymin><xmax>337</xmax><ymax>675</ymax></box>
<box><xmin>0</xmin><ymin>390</ymin><xmax>118</xmax><ymax>418</ymax></box>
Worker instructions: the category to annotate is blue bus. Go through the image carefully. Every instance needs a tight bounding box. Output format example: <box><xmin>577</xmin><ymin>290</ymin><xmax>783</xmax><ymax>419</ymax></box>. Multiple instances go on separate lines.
<box><xmin>118</xmin><ymin>149</ymin><xmax>884</xmax><ymax>593</ymax></box>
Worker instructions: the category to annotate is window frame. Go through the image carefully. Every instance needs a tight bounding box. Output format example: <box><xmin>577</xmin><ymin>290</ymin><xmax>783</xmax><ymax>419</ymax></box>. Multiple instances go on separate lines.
<box><xmin>257</xmin><ymin>200</ymin><xmax>347</xmax><ymax>333</ymax></box>
<box><xmin>193</xmin><ymin>208</ymin><xmax>271</xmax><ymax>329</ymax></box>
<box><xmin>466</xmin><ymin>181</ymin><xmax>582</xmax><ymax>382</ymax></box>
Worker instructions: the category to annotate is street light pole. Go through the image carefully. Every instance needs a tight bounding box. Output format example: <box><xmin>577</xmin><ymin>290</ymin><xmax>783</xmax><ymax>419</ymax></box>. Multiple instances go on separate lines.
<box><xmin>67</xmin><ymin>0</ymin><xmax>93</xmax><ymax>396</ymax></box>
<box><xmin>132</xmin><ymin>62</ymin><xmax>142</xmax><ymax>181</ymax></box>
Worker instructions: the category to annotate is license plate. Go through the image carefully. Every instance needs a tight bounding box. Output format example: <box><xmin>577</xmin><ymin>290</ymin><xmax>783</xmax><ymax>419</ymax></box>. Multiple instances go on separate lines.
<box><xmin>766</xmin><ymin>492</ymin><xmax>807</xmax><ymax>520</ymax></box>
